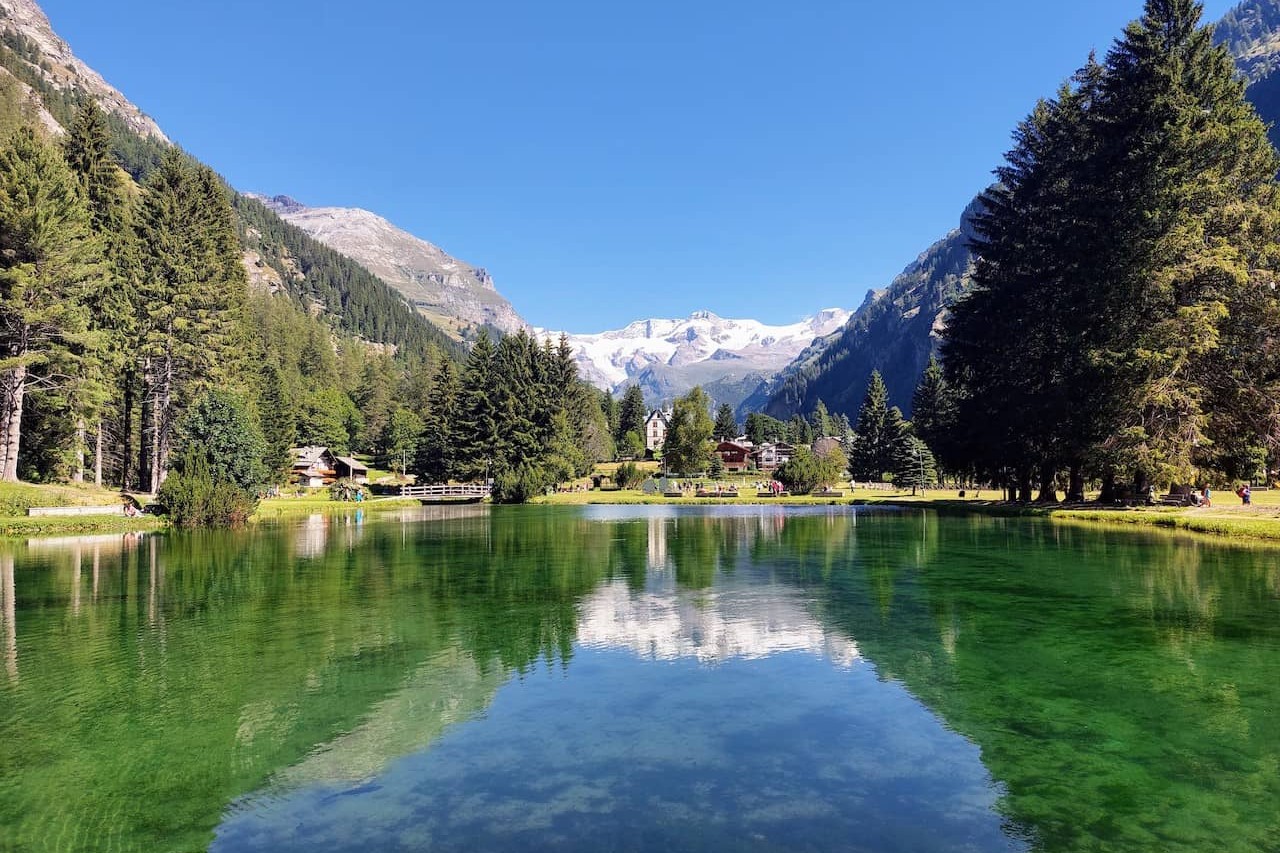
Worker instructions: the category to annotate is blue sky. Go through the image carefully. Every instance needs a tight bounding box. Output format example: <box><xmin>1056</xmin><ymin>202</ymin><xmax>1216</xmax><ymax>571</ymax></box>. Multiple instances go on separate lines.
<box><xmin>44</xmin><ymin>0</ymin><xmax>1238</xmax><ymax>331</ymax></box>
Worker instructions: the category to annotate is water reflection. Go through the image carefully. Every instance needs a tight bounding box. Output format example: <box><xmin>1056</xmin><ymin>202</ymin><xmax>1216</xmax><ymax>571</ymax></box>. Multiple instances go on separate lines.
<box><xmin>0</xmin><ymin>508</ymin><xmax>1277</xmax><ymax>853</ymax></box>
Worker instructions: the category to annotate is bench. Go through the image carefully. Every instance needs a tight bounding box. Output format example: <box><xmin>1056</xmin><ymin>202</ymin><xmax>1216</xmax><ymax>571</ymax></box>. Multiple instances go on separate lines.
<box><xmin>28</xmin><ymin>505</ymin><xmax>125</xmax><ymax>518</ymax></box>
<box><xmin>814</xmin><ymin>490</ymin><xmax>845</xmax><ymax>498</ymax></box>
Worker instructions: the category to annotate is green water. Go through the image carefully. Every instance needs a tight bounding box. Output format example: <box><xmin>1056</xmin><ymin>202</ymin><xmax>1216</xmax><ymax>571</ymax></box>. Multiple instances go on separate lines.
<box><xmin>0</xmin><ymin>506</ymin><xmax>1278</xmax><ymax>852</ymax></box>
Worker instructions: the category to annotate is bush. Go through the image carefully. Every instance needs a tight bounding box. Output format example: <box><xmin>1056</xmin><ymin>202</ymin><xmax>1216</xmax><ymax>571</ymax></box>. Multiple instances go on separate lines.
<box><xmin>172</xmin><ymin>390</ymin><xmax>269</xmax><ymax>491</ymax></box>
<box><xmin>158</xmin><ymin>450</ymin><xmax>258</xmax><ymax>528</ymax></box>
<box><xmin>777</xmin><ymin>449</ymin><xmax>821</xmax><ymax>495</ymax></box>
<box><xmin>329</xmin><ymin>478</ymin><xmax>369</xmax><ymax>502</ymax></box>
<box><xmin>615</xmin><ymin>462</ymin><xmax>646</xmax><ymax>490</ymax></box>
<box><xmin>491</xmin><ymin>463</ymin><xmax>553</xmax><ymax>504</ymax></box>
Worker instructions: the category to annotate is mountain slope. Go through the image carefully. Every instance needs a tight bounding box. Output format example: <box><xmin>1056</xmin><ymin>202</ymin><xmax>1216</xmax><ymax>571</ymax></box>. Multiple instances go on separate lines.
<box><xmin>758</xmin><ymin>0</ymin><xmax>1280</xmax><ymax>421</ymax></box>
<box><xmin>759</xmin><ymin>206</ymin><xmax>977</xmax><ymax>420</ymax></box>
<box><xmin>0</xmin><ymin>0</ymin><xmax>462</xmax><ymax>362</ymax></box>
<box><xmin>0</xmin><ymin>0</ymin><xmax>165</xmax><ymax>141</ymax></box>
<box><xmin>252</xmin><ymin>195</ymin><xmax>526</xmax><ymax>338</ymax></box>
<box><xmin>543</xmin><ymin>309</ymin><xmax>850</xmax><ymax>407</ymax></box>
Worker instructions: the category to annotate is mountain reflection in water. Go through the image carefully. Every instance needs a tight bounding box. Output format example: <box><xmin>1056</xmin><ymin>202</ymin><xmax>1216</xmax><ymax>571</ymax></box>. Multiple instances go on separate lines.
<box><xmin>0</xmin><ymin>505</ymin><xmax>1277</xmax><ymax>853</ymax></box>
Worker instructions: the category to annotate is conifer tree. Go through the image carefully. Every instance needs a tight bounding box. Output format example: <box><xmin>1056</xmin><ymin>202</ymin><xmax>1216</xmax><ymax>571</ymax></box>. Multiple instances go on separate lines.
<box><xmin>63</xmin><ymin>101</ymin><xmax>138</xmax><ymax>485</ymax></box>
<box><xmin>713</xmin><ymin>403</ymin><xmax>738</xmax><ymax>441</ymax></box>
<box><xmin>617</xmin><ymin>385</ymin><xmax>648</xmax><ymax>444</ymax></box>
<box><xmin>810</xmin><ymin>399</ymin><xmax>834</xmax><ymax>438</ymax></box>
<box><xmin>0</xmin><ymin>127</ymin><xmax>103</xmax><ymax>482</ymax></box>
<box><xmin>136</xmin><ymin>152</ymin><xmax>248</xmax><ymax>489</ymax></box>
<box><xmin>910</xmin><ymin>356</ymin><xmax>957</xmax><ymax>472</ymax></box>
<box><xmin>415</xmin><ymin>357</ymin><xmax>460</xmax><ymax>483</ymax></box>
<box><xmin>456</xmin><ymin>331</ymin><xmax>502</xmax><ymax>481</ymax></box>
<box><xmin>893</xmin><ymin>434</ymin><xmax>937</xmax><ymax>496</ymax></box>
<box><xmin>256</xmin><ymin>365</ymin><xmax>297</xmax><ymax>482</ymax></box>
<box><xmin>848</xmin><ymin>371</ymin><xmax>903</xmax><ymax>480</ymax></box>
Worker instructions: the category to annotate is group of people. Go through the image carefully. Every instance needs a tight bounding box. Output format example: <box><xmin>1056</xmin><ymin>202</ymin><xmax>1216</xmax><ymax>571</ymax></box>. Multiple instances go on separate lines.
<box><xmin>1184</xmin><ymin>484</ymin><xmax>1253</xmax><ymax>507</ymax></box>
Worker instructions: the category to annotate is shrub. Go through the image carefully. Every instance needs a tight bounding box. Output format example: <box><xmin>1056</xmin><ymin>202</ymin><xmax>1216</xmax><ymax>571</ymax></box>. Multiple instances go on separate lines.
<box><xmin>777</xmin><ymin>449</ymin><xmax>821</xmax><ymax>495</ymax></box>
<box><xmin>491</xmin><ymin>463</ymin><xmax>553</xmax><ymax>504</ymax></box>
<box><xmin>158</xmin><ymin>450</ymin><xmax>257</xmax><ymax>528</ymax></box>
<box><xmin>172</xmin><ymin>390</ymin><xmax>269</xmax><ymax>491</ymax></box>
<box><xmin>615</xmin><ymin>462</ymin><xmax>646</xmax><ymax>490</ymax></box>
<box><xmin>329</xmin><ymin>478</ymin><xmax>368</xmax><ymax>502</ymax></box>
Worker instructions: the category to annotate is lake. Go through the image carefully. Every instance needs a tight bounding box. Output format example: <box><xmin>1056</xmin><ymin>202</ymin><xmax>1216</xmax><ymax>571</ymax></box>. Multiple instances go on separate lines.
<box><xmin>1</xmin><ymin>505</ymin><xmax>1277</xmax><ymax>852</ymax></box>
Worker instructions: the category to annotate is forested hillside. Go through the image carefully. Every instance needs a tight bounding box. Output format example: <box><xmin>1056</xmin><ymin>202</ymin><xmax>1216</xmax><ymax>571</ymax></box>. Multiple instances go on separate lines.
<box><xmin>757</xmin><ymin>202</ymin><xmax>978</xmax><ymax>420</ymax></box>
<box><xmin>0</xmin><ymin>11</ymin><xmax>460</xmax><ymax>363</ymax></box>
<box><xmin>759</xmin><ymin>0</ymin><xmax>1280</xmax><ymax>422</ymax></box>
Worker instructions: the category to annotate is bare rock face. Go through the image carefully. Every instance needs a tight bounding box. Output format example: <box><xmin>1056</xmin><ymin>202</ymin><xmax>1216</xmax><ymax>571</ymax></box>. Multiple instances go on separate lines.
<box><xmin>0</xmin><ymin>0</ymin><xmax>168</xmax><ymax>141</ymax></box>
<box><xmin>250</xmin><ymin>194</ymin><xmax>527</xmax><ymax>336</ymax></box>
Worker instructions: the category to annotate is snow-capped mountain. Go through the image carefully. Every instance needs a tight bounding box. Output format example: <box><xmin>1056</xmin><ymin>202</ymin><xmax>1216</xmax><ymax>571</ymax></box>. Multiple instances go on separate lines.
<box><xmin>250</xmin><ymin>194</ymin><xmax>527</xmax><ymax>337</ymax></box>
<box><xmin>539</xmin><ymin>308</ymin><xmax>851</xmax><ymax>407</ymax></box>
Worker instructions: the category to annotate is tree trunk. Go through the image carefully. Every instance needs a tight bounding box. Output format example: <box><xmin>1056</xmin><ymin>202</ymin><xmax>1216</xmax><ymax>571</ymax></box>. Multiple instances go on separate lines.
<box><xmin>0</xmin><ymin>366</ymin><xmax>26</xmax><ymax>482</ymax></box>
<box><xmin>94</xmin><ymin>421</ymin><xmax>103</xmax><ymax>488</ymax></box>
<box><xmin>122</xmin><ymin>372</ymin><xmax>135</xmax><ymax>492</ymax></box>
<box><xmin>138</xmin><ymin>385</ymin><xmax>152</xmax><ymax>494</ymax></box>
<box><xmin>1036</xmin><ymin>463</ymin><xmax>1058</xmax><ymax>503</ymax></box>
<box><xmin>149</xmin><ymin>392</ymin><xmax>162</xmax><ymax>494</ymax></box>
<box><xmin>1098</xmin><ymin>469</ymin><xmax>1117</xmax><ymax>504</ymax></box>
<box><xmin>1017</xmin><ymin>469</ymin><xmax>1034</xmax><ymax>503</ymax></box>
<box><xmin>1066</xmin><ymin>463</ymin><xmax>1085</xmax><ymax>504</ymax></box>
<box><xmin>73</xmin><ymin>418</ymin><xmax>86</xmax><ymax>483</ymax></box>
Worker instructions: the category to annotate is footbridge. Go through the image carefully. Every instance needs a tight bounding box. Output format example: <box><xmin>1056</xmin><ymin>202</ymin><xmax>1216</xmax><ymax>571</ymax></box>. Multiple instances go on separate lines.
<box><xmin>399</xmin><ymin>484</ymin><xmax>492</xmax><ymax>503</ymax></box>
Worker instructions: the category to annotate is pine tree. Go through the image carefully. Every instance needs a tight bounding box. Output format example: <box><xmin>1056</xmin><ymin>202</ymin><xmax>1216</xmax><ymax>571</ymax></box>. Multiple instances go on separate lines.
<box><xmin>415</xmin><ymin>358</ymin><xmax>460</xmax><ymax>483</ymax></box>
<box><xmin>910</xmin><ymin>356</ymin><xmax>957</xmax><ymax>471</ymax></box>
<box><xmin>617</xmin><ymin>385</ymin><xmax>648</xmax><ymax>444</ymax></box>
<box><xmin>0</xmin><ymin>127</ymin><xmax>103</xmax><ymax>482</ymax></box>
<box><xmin>713</xmin><ymin>403</ymin><xmax>738</xmax><ymax>441</ymax></box>
<box><xmin>136</xmin><ymin>152</ymin><xmax>249</xmax><ymax>489</ymax></box>
<box><xmin>848</xmin><ymin>371</ymin><xmax>903</xmax><ymax>480</ymax></box>
<box><xmin>893</xmin><ymin>434</ymin><xmax>937</xmax><ymax>496</ymax></box>
<box><xmin>256</xmin><ymin>364</ymin><xmax>297</xmax><ymax>482</ymax></box>
<box><xmin>64</xmin><ymin>101</ymin><xmax>138</xmax><ymax>486</ymax></box>
<box><xmin>456</xmin><ymin>331</ymin><xmax>502</xmax><ymax>481</ymax></box>
<box><xmin>810</xmin><ymin>399</ymin><xmax>834</xmax><ymax>438</ymax></box>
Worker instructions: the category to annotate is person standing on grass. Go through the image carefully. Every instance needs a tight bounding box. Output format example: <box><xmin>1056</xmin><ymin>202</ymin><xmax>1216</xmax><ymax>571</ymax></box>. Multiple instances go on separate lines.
<box><xmin>1202</xmin><ymin>486</ymin><xmax>1212</xmax><ymax>508</ymax></box>
<box><xmin>1243</xmin><ymin>484</ymin><xmax>1252</xmax><ymax>506</ymax></box>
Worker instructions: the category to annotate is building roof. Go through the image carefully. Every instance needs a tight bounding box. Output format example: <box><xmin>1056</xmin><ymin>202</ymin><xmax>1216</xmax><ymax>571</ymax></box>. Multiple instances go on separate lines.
<box><xmin>291</xmin><ymin>446</ymin><xmax>332</xmax><ymax>466</ymax></box>
<box><xmin>336</xmin><ymin>456</ymin><xmax>369</xmax><ymax>473</ymax></box>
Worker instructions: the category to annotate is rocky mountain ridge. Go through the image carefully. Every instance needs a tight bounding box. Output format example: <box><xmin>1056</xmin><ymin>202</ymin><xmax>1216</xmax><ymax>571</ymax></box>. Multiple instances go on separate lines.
<box><xmin>755</xmin><ymin>0</ymin><xmax>1280</xmax><ymax>421</ymax></box>
<box><xmin>0</xmin><ymin>0</ymin><xmax>166</xmax><ymax>141</ymax></box>
<box><xmin>540</xmin><ymin>308</ymin><xmax>851</xmax><ymax>407</ymax></box>
<box><xmin>251</xmin><ymin>194</ymin><xmax>527</xmax><ymax>337</ymax></box>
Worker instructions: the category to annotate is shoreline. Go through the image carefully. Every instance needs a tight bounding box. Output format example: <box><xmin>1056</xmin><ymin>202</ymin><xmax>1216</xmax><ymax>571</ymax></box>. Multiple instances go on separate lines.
<box><xmin>534</xmin><ymin>491</ymin><xmax>1280</xmax><ymax>544</ymax></box>
<box><xmin>4</xmin><ymin>493</ymin><xmax>1276</xmax><ymax>545</ymax></box>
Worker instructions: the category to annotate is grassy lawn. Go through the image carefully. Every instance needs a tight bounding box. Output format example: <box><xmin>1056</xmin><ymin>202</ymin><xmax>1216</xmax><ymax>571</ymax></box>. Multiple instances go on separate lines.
<box><xmin>535</xmin><ymin>482</ymin><xmax>1280</xmax><ymax>543</ymax></box>
<box><xmin>534</xmin><ymin>484</ymin><xmax>986</xmax><ymax>507</ymax></box>
<box><xmin>254</xmin><ymin>495</ymin><xmax>422</xmax><ymax>519</ymax></box>
<box><xmin>0</xmin><ymin>481</ymin><xmax>162</xmax><ymax>537</ymax></box>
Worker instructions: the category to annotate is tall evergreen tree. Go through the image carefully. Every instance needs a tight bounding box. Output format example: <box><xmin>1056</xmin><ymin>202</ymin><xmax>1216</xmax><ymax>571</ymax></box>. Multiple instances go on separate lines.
<box><xmin>415</xmin><ymin>358</ymin><xmax>461</xmax><ymax>484</ymax></box>
<box><xmin>456</xmin><ymin>331</ymin><xmax>503</xmax><ymax>481</ymax></box>
<box><xmin>617</xmin><ymin>385</ymin><xmax>648</xmax><ymax>444</ymax></box>
<box><xmin>713</xmin><ymin>403</ymin><xmax>738</xmax><ymax>440</ymax></box>
<box><xmin>64</xmin><ymin>100</ymin><xmax>138</xmax><ymax>486</ymax></box>
<box><xmin>136</xmin><ymin>152</ymin><xmax>248</xmax><ymax>490</ymax></box>
<box><xmin>848</xmin><ymin>371</ymin><xmax>903</xmax><ymax>480</ymax></box>
<box><xmin>910</xmin><ymin>356</ymin><xmax>958</xmax><ymax>472</ymax></box>
<box><xmin>0</xmin><ymin>127</ymin><xmax>103</xmax><ymax>482</ymax></box>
